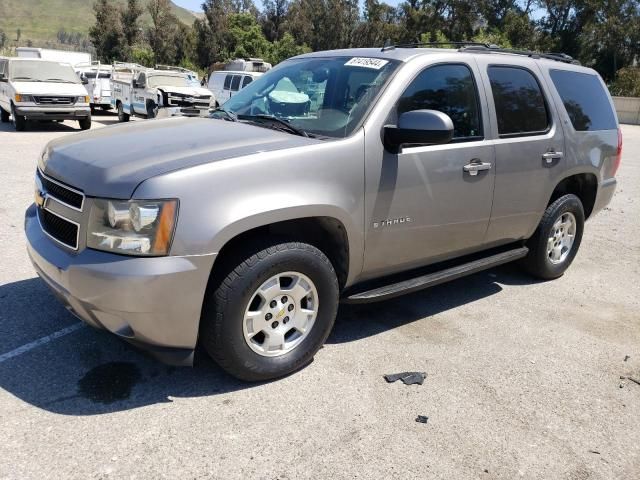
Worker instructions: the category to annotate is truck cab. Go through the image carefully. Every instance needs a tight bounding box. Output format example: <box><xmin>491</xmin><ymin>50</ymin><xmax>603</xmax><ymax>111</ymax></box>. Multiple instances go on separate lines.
<box><xmin>110</xmin><ymin>62</ymin><xmax>214</xmax><ymax>121</ymax></box>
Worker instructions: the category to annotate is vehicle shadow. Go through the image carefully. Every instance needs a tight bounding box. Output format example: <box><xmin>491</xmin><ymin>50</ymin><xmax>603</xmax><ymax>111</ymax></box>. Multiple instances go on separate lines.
<box><xmin>0</xmin><ymin>120</ymin><xmax>80</xmax><ymax>133</ymax></box>
<box><xmin>328</xmin><ymin>263</ymin><xmax>538</xmax><ymax>344</ymax></box>
<box><xmin>0</xmin><ymin>264</ymin><xmax>540</xmax><ymax>416</ymax></box>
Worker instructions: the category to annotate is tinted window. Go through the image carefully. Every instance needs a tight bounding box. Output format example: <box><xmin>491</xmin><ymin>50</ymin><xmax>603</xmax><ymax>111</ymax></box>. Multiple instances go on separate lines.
<box><xmin>550</xmin><ymin>70</ymin><xmax>616</xmax><ymax>131</ymax></box>
<box><xmin>488</xmin><ymin>66</ymin><xmax>548</xmax><ymax>136</ymax></box>
<box><xmin>223</xmin><ymin>74</ymin><xmax>232</xmax><ymax>89</ymax></box>
<box><xmin>398</xmin><ymin>64</ymin><xmax>482</xmax><ymax>139</ymax></box>
<box><xmin>230</xmin><ymin>75</ymin><xmax>241</xmax><ymax>91</ymax></box>
<box><xmin>242</xmin><ymin>76</ymin><xmax>253</xmax><ymax>88</ymax></box>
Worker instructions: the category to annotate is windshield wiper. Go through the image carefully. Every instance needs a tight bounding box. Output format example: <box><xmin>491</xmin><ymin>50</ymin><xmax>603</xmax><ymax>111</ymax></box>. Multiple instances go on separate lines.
<box><xmin>45</xmin><ymin>78</ymin><xmax>75</xmax><ymax>83</ymax></box>
<box><xmin>241</xmin><ymin>114</ymin><xmax>311</xmax><ymax>138</ymax></box>
<box><xmin>211</xmin><ymin>107</ymin><xmax>238</xmax><ymax>122</ymax></box>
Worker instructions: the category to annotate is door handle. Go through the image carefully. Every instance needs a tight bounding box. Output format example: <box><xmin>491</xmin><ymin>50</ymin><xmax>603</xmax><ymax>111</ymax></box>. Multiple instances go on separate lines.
<box><xmin>463</xmin><ymin>160</ymin><xmax>492</xmax><ymax>176</ymax></box>
<box><xmin>542</xmin><ymin>151</ymin><xmax>563</xmax><ymax>164</ymax></box>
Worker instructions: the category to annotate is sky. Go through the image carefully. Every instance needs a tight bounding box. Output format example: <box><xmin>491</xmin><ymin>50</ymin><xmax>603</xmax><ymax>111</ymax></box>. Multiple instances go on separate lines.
<box><xmin>173</xmin><ymin>0</ymin><xmax>402</xmax><ymax>11</ymax></box>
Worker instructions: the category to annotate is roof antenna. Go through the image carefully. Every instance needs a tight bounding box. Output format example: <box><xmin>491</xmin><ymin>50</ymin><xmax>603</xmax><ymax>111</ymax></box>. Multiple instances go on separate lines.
<box><xmin>381</xmin><ymin>39</ymin><xmax>394</xmax><ymax>52</ymax></box>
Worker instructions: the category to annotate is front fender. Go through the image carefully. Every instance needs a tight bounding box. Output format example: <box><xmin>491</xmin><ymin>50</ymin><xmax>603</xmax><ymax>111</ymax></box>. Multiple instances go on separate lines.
<box><xmin>132</xmin><ymin>132</ymin><xmax>367</xmax><ymax>284</ymax></box>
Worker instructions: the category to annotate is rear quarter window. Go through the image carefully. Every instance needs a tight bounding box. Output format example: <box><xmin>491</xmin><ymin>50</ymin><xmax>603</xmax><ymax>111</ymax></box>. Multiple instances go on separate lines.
<box><xmin>549</xmin><ymin>70</ymin><xmax>617</xmax><ymax>131</ymax></box>
<box><xmin>223</xmin><ymin>75</ymin><xmax>232</xmax><ymax>89</ymax></box>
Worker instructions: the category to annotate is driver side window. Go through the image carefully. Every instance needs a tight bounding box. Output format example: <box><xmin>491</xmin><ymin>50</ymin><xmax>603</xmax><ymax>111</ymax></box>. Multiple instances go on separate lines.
<box><xmin>398</xmin><ymin>64</ymin><xmax>483</xmax><ymax>140</ymax></box>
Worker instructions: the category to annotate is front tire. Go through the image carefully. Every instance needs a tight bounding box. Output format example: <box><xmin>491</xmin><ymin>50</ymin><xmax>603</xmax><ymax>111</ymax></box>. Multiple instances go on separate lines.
<box><xmin>11</xmin><ymin>104</ymin><xmax>26</xmax><ymax>131</ymax></box>
<box><xmin>520</xmin><ymin>194</ymin><xmax>584</xmax><ymax>280</ymax></box>
<box><xmin>0</xmin><ymin>106</ymin><xmax>9</xmax><ymax>123</ymax></box>
<box><xmin>78</xmin><ymin>116</ymin><xmax>91</xmax><ymax>130</ymax></box>
<box><xmin>147</xmin><ymin>101</ymin><xmax>158</xmax><ymax>119</ymax></box>
<box><xmin>200</xmin><ymin>241</ymin><xmax>339</xmax><ymax>381</ymax></box>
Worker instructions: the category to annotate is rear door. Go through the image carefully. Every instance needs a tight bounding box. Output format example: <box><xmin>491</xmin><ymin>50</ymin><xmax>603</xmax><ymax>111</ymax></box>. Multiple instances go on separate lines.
<box><xmin>474</xmin><ymin>57</ymin><xmax>565</xmax><ymax>244</ymax></box>
<box><xmin>229</xmin><ymin>75</ymin><xmax>242</xmax><ymax>98</ymax></box>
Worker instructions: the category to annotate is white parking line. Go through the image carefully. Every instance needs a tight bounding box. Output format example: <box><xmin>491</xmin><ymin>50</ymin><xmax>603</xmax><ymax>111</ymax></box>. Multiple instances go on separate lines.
<box><xmin>0</xmin><ymin>323</ymin><xmax>84</xmax><ymax>364</ymax></box>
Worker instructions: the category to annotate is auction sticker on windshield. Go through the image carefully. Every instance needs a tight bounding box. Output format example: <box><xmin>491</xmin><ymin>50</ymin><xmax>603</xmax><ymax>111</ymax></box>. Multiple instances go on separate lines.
<box><xmin>344</xmin><ymin>57</ymin><xmax>389</xmax><ymax>69</ymax></box>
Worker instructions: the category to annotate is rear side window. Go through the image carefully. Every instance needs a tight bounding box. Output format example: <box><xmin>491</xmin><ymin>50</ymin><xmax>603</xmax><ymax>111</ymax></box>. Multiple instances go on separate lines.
<box><xmin>398</xmin><ymin>64</ymin><xmax>482</xmax><ymax>139</ymax></box>
<box><xmin>242</xmin><ymin>75</ymin><xmax>253</xmax><ymax>88</ymax></box>
<box><xmin>549</xmin><ymin>70</ymin><xmax>617</xmax><ymax>131</ymax></box>
<box><xmin>223</xmin><ymin>75</ymin><xmax>232</xmax><ymax>89</ymax></box>
<box><xmin>230</xmin><ymin>75</ymin><xmax>241</xmax><ymax>91</ymax></box>
<box><xmin>488</xmin><ymin>66</ymin><xmax>549</xmax><ymax>136</ymax></box>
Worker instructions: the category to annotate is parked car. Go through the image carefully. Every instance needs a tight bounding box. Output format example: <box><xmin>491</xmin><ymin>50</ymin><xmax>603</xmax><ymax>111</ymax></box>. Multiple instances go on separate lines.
<box><xmin>111</xmin><ymin>62</ymin><xmax>214</xmax><ymax>121</ymax></box>
<box><xmin>0</xmin><ymin>57</ymin><xmax>91</xmax><ymax>131</ymax></box>
<box><xmin>26</xmin><ymin>45</ymin><xmax>621</xmax><ymax>381</ymax></box>
<box><xmin>207</xmin><ymin>70</ymin><xmax>262</xmax><ymax>105</ymax></box>
<box><xmin>75</xmin><ymin>62</ymin><xmax>113</xmax><ymax>112</ymax></box>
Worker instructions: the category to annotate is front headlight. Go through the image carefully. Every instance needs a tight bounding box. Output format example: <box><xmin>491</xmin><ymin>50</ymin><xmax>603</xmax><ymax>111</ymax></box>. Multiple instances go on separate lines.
<box><xmin>87</xmin><ymin>199</ymin><xmax>178</xmax><ymax>256</ymax></box>
<box><xmin>15</xmin><ymin>94</ymin><xmax>35</xmax><ymax>103</ymax></box>
<box><xmin>77</xmin><ymin>96</ymin><xmax>90</xmax><ymax>104</ymax></box>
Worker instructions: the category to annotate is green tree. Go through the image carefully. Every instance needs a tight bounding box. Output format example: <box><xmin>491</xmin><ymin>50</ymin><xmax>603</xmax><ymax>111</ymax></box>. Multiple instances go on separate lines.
<box><xmin>610</xmin><ymin>67</ymin><xmax>640</xmax><ymax>97</ymax></box>
<box><xmin>89</xmin><ymin>0</ymin><xmax>126</xmax><ymax>62</ymax></box>
<box><xmin>269</xmin><ymin>32</ymin><xmax>310</xmax><ymax>64</ymax></box>
<box><xmin>147</xmin><ymin>0</ymin><xmax>179</xmax><ymax>64</ymax></box>
<box><xmin>261</xmin><ymin>0</ymin><xmax>289</xmax><ymax>41</ymax></box>
<box><xmin>122</xmin><ymin>0</ymin><xmax>143</xmax><ymax>47</ymax></box>
<box><xmin>227</xmin><ymin>13</ymin><xmax>272</xmax><ymax>59</ymax></box>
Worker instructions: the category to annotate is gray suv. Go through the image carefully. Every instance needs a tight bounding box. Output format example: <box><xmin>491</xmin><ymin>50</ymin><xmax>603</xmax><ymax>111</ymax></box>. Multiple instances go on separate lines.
<box><xmin>25</xmin><ymin>45</ymin><xmax>621</xmax><ymax>381</ymax></box>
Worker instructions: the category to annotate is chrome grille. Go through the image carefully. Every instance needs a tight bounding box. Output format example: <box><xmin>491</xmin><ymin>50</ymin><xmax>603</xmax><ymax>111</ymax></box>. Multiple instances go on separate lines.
<box><xmin>34</xmin><ymin>96</ymin><xmax>76</xmax><ymax>105</ymax></box>
<box><xmin>37</xmin><ymin>169</ymin><xmax>84</xmax><ymax>210</ymax></box>
<box><xmin>38</xmin><ymin>208</ymin><xmax>79</xmax><ymax>250</ymax></box>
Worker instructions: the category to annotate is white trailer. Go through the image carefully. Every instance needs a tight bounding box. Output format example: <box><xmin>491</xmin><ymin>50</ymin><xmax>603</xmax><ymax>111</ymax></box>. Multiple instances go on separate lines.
<box><xmin>110</xmin><ymin>62</ymin><xmax>214</xmax><ymax>122</ymax></box>
<box><xmin>75</xmin><ymin>61</ymin><xmax>113</xmax><ymax>111</ymax></box>
<box><xmin>16</xmin><ymin>47</ymin><xmax>91</xmax><ymax>67</ymax></box>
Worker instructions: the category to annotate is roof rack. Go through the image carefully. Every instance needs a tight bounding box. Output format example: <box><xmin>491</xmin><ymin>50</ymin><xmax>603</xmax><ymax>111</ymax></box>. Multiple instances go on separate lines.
<box><xmin>459</xmin><ymin>45</ymin><xmax>580</xmax><ymax>64</ymax></box>
<box><xmin>380</xmin><ymin>41</ymin><xmax>580</xmax><ymax>65</ymax></box>
<box><xmin>381</xmin><ymin>41</ymin><xmax>490</xmax><ymax>52</ymax></box>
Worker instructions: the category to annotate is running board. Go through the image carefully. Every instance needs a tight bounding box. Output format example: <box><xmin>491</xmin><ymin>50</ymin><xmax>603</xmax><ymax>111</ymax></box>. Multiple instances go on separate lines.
<box><xmin>343</xmin><ymin>247</ymin><xmax>529</xmax><ymax>304</ymax></box>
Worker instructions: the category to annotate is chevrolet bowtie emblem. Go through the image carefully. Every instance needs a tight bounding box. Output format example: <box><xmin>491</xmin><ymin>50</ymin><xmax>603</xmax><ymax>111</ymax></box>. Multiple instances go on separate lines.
<box><xmin>35</xmin><ymin>189</ymin><xmax>46</xmax><ymax>208</ymax></box>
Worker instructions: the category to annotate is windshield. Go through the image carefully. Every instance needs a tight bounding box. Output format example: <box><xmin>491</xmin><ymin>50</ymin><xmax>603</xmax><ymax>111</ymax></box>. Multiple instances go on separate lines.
<box><xmin>219</xmin><ymin>56</ymin><xmax>400</xmax><ymax>138</ymax></box>
<box><xmin>147</xmin><ymin>74</ymin><xmax>190</xmax><ymax>88</ymax></box>
<box><xmin>10</xmin><ymin>60</ymin><xmax>80</xmax><ymax>83</ymax></box>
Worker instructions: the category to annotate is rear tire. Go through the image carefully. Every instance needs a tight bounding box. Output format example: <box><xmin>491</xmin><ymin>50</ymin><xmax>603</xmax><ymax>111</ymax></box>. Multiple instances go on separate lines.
<box><xmin>520</xmin><ymin>194</ymin><xmax>584</xmax><ymax>280</ymax></box>
<box><xmin>78</xmin><ymin>116</ymin><xmax>91</xmax><ymax>130</ymax></box>
<box><xmin>117</xmin><ymin>103</ymin><xmax>130</xmax><ymax>122</ymax></box>
<box><xmin>11</xmin><ymin>104</ymin><xmax>25</xmax><ymax>131</ymax></box>
<box><xmin>200</xmin><ymin>241</ymin><xmax>339</xmax><ymax>381</ymax></box>
<box><xmin>0</xmin><ymin>106</ymin><xmax>9</xmax><ymax>123</ymax></box>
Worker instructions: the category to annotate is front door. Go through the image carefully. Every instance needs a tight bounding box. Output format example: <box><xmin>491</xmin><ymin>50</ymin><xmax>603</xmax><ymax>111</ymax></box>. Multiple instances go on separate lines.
<box><xmin>363</xmin><ymin>62</ymin><xmax>496</xmax><ymax>277</ymax></box>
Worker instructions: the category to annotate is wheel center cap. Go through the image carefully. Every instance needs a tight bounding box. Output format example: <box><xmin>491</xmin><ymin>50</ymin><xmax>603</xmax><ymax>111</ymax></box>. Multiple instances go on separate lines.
<box><xmin>275</xmin><ymin>307</ymin><xmax>286</xmax><ymax>319</ymax></box>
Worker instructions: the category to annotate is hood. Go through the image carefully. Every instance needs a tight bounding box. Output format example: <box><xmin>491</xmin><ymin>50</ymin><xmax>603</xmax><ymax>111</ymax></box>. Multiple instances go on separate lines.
<box><xmin>42</xmin><ymin>117</ymin><xmax>320</xmax><ymax>198</ymax></box>
<box><xmin>12</xmin><ymin>81</ymin><xmax>87</xmax><ymax>96</ymax></box>
<box><xmin>160</xmin><ymin>85</ymin><xmax>211</xmax><ymax>97</ymax></box>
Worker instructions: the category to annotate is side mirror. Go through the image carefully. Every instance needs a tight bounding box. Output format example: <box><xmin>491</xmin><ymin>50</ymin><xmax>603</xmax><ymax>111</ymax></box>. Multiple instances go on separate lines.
<box><xmin>81</xmin><ymin>76</ymin><xmax>88</xmax><ymax>85</ymax></box>
<box><xmin>384</xmin><ymin>109</ymin><xmax>454</xmax><ymax>153</ymax></box>
<box><xmin>0</xmin><ymin>73</ymin><xmax>7</xmax><ymax>82</ymax></box>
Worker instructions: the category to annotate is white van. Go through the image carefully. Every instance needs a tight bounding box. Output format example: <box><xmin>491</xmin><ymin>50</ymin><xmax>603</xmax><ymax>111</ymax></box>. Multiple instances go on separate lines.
<box><xmin>208</xmin><ymin>71</ymin><xmax>262</xmax><ymax>105</ymax></box>
<box><xmin>0</xmin><ymin>57</ymin><xmax>91</xmax><ymax>131</ymax></box>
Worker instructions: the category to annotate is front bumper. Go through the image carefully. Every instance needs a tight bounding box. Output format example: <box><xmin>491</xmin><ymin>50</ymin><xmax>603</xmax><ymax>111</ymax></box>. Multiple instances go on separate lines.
<box><xmin>25</xmin><ymin>204</ymin><xmax>215</xmax><ymax>366</ymax></box>
<box><xmin>15</xmin><ymin>105</ymin><xmax>90</xmax><ymax>121</ymax></box>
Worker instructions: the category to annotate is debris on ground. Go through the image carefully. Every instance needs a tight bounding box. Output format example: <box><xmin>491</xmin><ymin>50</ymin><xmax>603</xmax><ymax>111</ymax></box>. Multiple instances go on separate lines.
<box><xmin>384</xmin><ymin>371</ymin><xmax>427</xmax><ymax>385</ymax></box>
<box><xmin>624</xmin><ymin>355</ymin><xmax>630</xmax><ymax>362</ymax></box>
<box><xmin>628</xmin><ymin>377</ymin><xmax>640</xmax><ymax>386</ymax></box>
<box><xmin>415</xmin><ymin>415</ymin><xmax>429</xmax><ymax>424</ymax></box>
<box><xmin>588</xmin><ymin>450</ymin><xmax>601</xmax><ymax>455</ymax></box>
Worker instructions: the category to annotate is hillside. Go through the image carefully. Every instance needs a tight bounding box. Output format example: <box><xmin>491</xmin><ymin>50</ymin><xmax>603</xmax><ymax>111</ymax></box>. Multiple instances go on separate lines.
<box><xmin>0</xmin><ymin>0</ymin><xmax>196</xmax><ymax>48</ymax></box>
